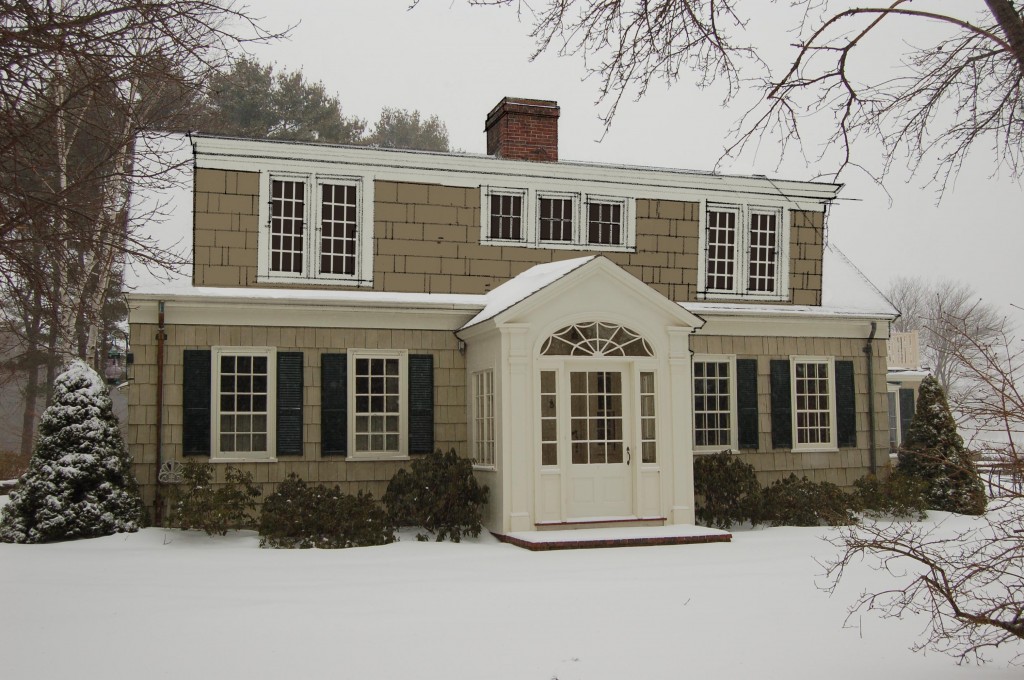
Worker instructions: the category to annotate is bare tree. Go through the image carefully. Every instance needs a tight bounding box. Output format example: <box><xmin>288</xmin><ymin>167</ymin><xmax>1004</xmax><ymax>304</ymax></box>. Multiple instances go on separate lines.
<box><xmin>461</xmin><ymin>1</ymin><xmax>1024</xmax><ymax>187</ymax></box>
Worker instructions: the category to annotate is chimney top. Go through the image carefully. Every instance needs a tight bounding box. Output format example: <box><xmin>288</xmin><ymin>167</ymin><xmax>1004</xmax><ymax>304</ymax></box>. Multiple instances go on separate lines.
<box><xmin>485</xmin><ymin>97</ymin><xmax>560</xmax><ymax>162</ymax></box>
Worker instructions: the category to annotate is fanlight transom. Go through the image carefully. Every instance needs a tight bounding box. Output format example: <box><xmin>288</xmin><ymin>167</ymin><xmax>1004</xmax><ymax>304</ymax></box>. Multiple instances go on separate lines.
<box><xmin>540</xmin><ymin>322</ymin><xmax>653</xmax><ymax>357</ymax></box>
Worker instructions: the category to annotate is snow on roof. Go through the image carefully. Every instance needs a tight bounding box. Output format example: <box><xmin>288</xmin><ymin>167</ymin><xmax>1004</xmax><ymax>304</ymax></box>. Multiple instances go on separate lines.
<box><xmin>683</xmin><ymin>241</ymin><xmax>897</xmax><ymax>320</ymax></box>
<box><xmin>131</xmin><ymin>285</ymin><xmax>484</xmax><ymax>309</ymax></box>
<box><xmin>460</xmin><ymin>257</ymin><xmax>596</xmax><ymax>330</ymax></box>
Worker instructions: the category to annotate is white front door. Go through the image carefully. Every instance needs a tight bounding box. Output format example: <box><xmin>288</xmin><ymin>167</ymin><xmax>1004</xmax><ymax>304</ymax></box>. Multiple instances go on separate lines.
<box><xmin>565</xmin><ymin>366</ymin><xmax>633</xmax><ymax>519</ymax></box>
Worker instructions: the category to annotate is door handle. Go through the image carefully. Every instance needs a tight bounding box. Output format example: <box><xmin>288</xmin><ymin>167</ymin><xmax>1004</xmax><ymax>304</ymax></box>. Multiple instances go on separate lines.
<box><xmin>626</xmin><ymin>446</ymin><xmax>631</xmax><ymax>466</ymax></box>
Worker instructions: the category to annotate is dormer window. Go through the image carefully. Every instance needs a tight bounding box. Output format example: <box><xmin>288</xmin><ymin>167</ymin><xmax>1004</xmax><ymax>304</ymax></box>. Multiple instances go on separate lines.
<box><xmin>700</xmin><ymin>203</ymin><xmax>787</xmax><ymax>300</ymax></box>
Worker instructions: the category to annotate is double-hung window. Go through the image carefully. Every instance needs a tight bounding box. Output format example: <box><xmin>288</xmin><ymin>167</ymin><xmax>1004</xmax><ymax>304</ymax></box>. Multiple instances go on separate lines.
<box><xmin>693</xmin><ymin>356</ymin><xmax>736</xmax><ymax>449</ymax></box>
<box><xmin>260</xmin><ymin>173</ymin><xmax>368</xmax><ymax>285</ymax></box>
<box><xmin>351</xmin><ymin>350</ymin><xmax>406</xmax><ymax>458</ymax></box>
<box><xmin>791</xmin><ymin>357</ymin><xmax>836</xmax><ymax>450</ymax></box>
<box><xmin>701</xmin><ymin>203</ymin><xmax>785</xmax><ymax>299</ymax></box>
<box><xmin>211</xmin><ymin>346</ymin><xmax>276</xmax><ymax>461</ymax></box>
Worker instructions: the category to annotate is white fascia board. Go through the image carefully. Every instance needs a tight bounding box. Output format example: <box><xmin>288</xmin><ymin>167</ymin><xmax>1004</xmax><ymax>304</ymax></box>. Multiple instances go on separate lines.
<box><xmin>191</xmin><ymin>135</ymin><xmax>841</xmax><ymax>210</ymax></box>
<box><xmin>692</xmin><ymin>307</ymin><xmax>894</xmax><ymax>339</ymax></box>
<box><xmin>129</xmin><ymin>293</ymin><xmax>482</xmax><ymax>331</ymax></box>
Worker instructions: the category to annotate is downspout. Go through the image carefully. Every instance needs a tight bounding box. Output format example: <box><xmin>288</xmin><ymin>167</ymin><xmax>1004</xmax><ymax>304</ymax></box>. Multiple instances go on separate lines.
<box><xmin>154</xmin><ymin>301</ymin><xmax>166</xmax><ymax>525</ymax></box>
<box><xmin>864</xmin><ymin>321</ymin><xmax>878</xmax><ymax>476</ymax></box>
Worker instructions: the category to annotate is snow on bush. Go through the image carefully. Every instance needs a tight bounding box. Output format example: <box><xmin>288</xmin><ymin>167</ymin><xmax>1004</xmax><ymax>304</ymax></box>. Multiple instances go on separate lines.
<box><xmin>0</xmin><ymin>360</ymin><xmax>142</xmax><ymax>543</ymax></box>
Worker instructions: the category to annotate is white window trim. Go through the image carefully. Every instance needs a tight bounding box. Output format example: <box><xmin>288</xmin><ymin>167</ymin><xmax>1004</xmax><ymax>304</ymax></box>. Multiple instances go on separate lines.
<box><xmin>472</xmin><ymin>369</ymin><xmax>496</xmax><ymax>470</ymax></box>
<box><xmin>210</xmin><ymin>346</ymin><xmax>277</xmax><ymax>462</ymax></box>
<box><xmin>256</xmin><ymin>171</ymin><xmax>374</xmax><ymax>287</ymax></box>
<box><xmin>887</xmin><ymin>385</ymin><xmax>901</xmax><ymax>452</ymax></box>
<box><xmin>347</xmin><ymin>349</ymin><xmax>409</xmax><ymax>461</ymax></box>
<box><xmin>698</xmin><ymin>202</ymin><xmax>789</xmax><ymax>301</ymax></box>
<box><xmin>790</xmin><ymin>355</ymin><xmax>838</xmax><ymax>453</ymax></box>
<box><xmin>692</xmin><ymin>354</ymin><xmax>738</xmax><ymax>452</ymax></box>
<box><xmin>480</xmin><ymin>185</ymin><xmax>636</xmax><ymax>252</ymax></box>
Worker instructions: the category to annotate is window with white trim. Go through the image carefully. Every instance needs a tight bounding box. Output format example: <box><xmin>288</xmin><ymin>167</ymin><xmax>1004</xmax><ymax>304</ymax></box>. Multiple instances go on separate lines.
<box><xmin>539</xmin><ymin>195</ymin><xmax>574</xmax><ymax>242</ymax></box>
<box><xmin>586</xmin><ymin>198</ymin><xmax>624</xmax><ymax>246</ymax></box>
<box><xmin>701</xmin><ymin>203</ymin><xmax>786</xmax><ymax>299</ymax></box>
<box><xmin>259</xmin><ymin>173</ymin><xmax>369</xmax><ymax>285</ymax></box>
<box><xmin>792</xmin><ymin>357</ymin><xmax>836</xmax><ymax>449</ymax></box>
<box><xmin>693</xmin><ymin>356</ymin><xmax>736</xmax><ymax>449</ymax></box>
<box><xmin>212</xmin><ymin>346</ymin><xmax>276</xmax><ymax>461</ymax></box>
<box><xmin>639</xmin><ymin>371</ymin><xmax>657</xmax><ymax>463</ymax></box>
<box><xmin>486</xmin><ymin>189</ymin><xmax>526</xmax><ymax>242</ymax></box>
<box><xmin>887</xmin><ymin>388</ymin><xmax>899</xmax><ymax>452</ymax></box>
<box><xmin>473</xmin><ymin>370</ymin><xmax>495</xmax><ymax>467</ymax></box>
<box><xmin>350</xmin><ymin>351</ymin><xmax>406</xmax><ymax>458</ymax></box>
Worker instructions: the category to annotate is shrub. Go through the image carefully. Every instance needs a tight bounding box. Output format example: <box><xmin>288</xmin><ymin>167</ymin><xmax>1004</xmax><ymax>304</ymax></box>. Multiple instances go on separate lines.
<box><xmin>0</xmin><ymin>361</ymin><xmax>142</xmax><ymax>543</ymax></box>
<box><xmin>897</xmin><ymin>376</ymin><xmax>986</xmax><ymax>515</ymax></box>
<box><xmin>852</xmin><ymin>471</ymin><xmax>928</xmax><ymax>520</ymax></box>
<box><xmin>383</xmin><ymin>448</ymin><xmax>489</xmax><ymax>542</ymax></box>
<box><xmin>170</xmin><ymin>460</ymin><xmax>261</xmax><ymax>535</ymax></box>
<box><xmin>692</xmin><ymin>451</ymin><xmax>762</xmax><ymax>529</ymax></box>
<box><xmin>759</xmin><ymin>474</ymin><xmax>857</xmax><ymax>527</ymax></box>
<box><xmin>259</xmin><ymin>474</ymin><xmax>394</xmax><ymax>549</ymax></box>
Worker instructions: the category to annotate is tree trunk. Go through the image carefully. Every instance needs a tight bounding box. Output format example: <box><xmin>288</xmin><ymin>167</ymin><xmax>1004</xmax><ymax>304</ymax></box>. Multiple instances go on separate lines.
<box><xmin>985</xmin><ymin>0</ymin><xmax>1024</xmax><ymax>73</ymax></box>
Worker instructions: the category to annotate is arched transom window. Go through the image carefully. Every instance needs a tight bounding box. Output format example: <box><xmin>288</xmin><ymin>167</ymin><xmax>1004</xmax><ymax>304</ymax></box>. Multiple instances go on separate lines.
<box><xmin>540</xmin><ymin>322</ymin><xmax>653</xmax><ymax>357</ymax></box>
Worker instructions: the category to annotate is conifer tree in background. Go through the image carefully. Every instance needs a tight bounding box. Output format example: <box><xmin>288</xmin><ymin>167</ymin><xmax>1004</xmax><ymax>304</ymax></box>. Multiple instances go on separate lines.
<box><xmin>0</xmin><ymin>361</ymin><xmax>142</xmax><ymax>543</ymax></box>
<box><xmin>897</xmin><ymin>376</ymin><xmax>986</xmax><ymax>516</ymax></box>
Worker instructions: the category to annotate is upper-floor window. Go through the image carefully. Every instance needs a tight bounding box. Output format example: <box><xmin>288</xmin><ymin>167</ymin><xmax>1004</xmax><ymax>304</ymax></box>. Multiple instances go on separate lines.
<box><xmin>259</xmin><ymin>173</ymin><xmax>370</xmax><ymax>286</ymax></box>
<box><xmin>700</xmin><ymin>203</ymin><xmax>786</xmax><ymax>300</ymax></box>
<box><xmin>481</xmin><ymin>186</ymin><xmax>634</xmax><ymax>251</ymax></box>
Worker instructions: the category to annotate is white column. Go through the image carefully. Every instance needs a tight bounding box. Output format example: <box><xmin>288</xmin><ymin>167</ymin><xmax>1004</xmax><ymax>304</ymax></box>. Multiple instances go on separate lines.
<box><xmin>667</xmin><ymin>326</ymin><xmax>696</xmax><ymax>524</ymax></box>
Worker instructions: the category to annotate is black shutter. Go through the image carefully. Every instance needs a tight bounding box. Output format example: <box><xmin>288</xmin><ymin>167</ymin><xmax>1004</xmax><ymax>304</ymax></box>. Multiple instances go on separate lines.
<box><xmin>770</xmin><ymin>359</ymin><xmax>792</xmax><ymax>449</ymax></box>
<box><xmin>408</xmin><ymin>354</ymin><xmax>434</xmax><ymax>454</ymax></box>
<box><xmin>182</xmin><ymin>349</ymin><xmax>211</xmax><ymax>456</ymax></box>
<box><xmin>899</xmin><ymin>387</ymin><xmax>916</xmax><ymax>445</ymax></box>
<box><xmin>835</xmin><ymin>360</ymin><xmax>857</xmax><ymax>447</ymax></box>
<box><xmin>276</xmin><ymin>352</ymin><xmax>304</xmax><ymax>456</ymax></box>
<box><xmin>736</xmin><ymin>359</ymin><xmax>759</xmax><ymax>450</ymax></box>
<box><xmin>321</xmin><ymin>353</ymin><xmax>347</xmax><ymax>456</ymax></box>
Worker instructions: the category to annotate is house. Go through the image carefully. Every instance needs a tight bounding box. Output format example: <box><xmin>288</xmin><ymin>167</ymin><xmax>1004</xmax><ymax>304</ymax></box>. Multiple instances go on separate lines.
<box><xmin>885</xmin><ymin>330</ymin><xmax>927</xmax><ymax>452</ymax></box>
<box><xmin>126</xmin><ymin>97</ymin><xmax>898</xmax><ymax>533</ymax></box>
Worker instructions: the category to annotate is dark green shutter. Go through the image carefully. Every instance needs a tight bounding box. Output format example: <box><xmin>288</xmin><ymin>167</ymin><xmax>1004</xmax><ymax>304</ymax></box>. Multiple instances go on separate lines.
<box><xmin>182</xmin><ymin>349</ymin><xmax>211</xmax><ymax>456</ymax></box>
<box><xmin>835</xmin><ymin>360</ymin><xmax>856</xmax><ymax>447</ymax></box>
<box><xmin>770</xmin><ymin>359</ymin><xmax>792</xmax><ymax>449</ymax></box>
<box><xmin>899</xmin><ymin>387</ymin><xmax>916</xmax><ymax>445</ymax></box>
<box><xmin>736</xmin><ymin>359</ymin><xmax>759</xmax><ymax>450</ymax></box>
<box><xmin>321</xmin><ymin>353</ymin><xmax>347</xmax><ymax>456</ymax></box>
<box><xmin>276</xmin><ymin>352</ymin><xmax>304</xmax><ymax>456</ymax></box>
<box><xmin>408</xmin><ymin>354</ymin><xmax>434</xmax><ymax>454</ymax></box>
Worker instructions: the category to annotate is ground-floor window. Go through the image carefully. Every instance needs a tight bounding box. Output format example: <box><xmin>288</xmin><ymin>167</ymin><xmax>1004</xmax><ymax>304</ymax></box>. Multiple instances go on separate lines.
<box><xmin>640</xmin><ymin>371</ymin><xmax>657</xmax><ymax>463</ymax></box>
<box><xmin>792</xmin><ymin>357</ymin><xmax>835</xmax><ymax>448</ymax></box>
<box><xmin>473</xmin><ymin>369</ymin><xmax>495</xmax><ymax>467</ymax></box>
<box><xmin>540</xmin><ymin>370</ymin><xmax>558</xmax><ymax>466</ymax></box>
<box><xmin>352</xmin><ymin>351</ymin><xmax>403</xmax><ymax>456</ymax></box>
<box><xmin>693</xmin><ymin>357</ymin><xmax>734</xmax><ymax>448</ymax></box>
<box><xmin>212</xmin><ymin>346</ymin><xmax>275</xmax><ymax>460</ymax></box>
<box><xmin>570</xmin><ymin>371</ymin><xmax>624</xmax><ymax>465</ymax></box>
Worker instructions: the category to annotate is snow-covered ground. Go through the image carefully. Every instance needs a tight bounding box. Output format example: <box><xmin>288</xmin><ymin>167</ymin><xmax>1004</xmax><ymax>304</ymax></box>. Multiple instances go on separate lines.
<box><xmin>0</xmin><ymin>507</ymin><xmax>1019</xmax><ymax>679</ymax></box>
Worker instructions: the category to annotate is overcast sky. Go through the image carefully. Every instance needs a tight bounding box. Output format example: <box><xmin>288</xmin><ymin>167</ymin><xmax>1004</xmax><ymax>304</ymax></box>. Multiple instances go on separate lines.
<box><xmin>236</xmin><ymin>0</ymin><xmax>1024</xmax><ymax>328</ymax></box>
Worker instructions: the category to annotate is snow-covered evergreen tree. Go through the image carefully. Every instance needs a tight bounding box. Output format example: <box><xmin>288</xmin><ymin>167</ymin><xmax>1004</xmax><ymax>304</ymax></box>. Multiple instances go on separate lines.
<box><xmin>897</xmin><ymin>375</ymin><xmax>986</xmax><ymax>515</ymax></box>
<box><xmin>0</xmin><ymin>360</ymin><xmax>142</xmax><ymax>542</ymax></box>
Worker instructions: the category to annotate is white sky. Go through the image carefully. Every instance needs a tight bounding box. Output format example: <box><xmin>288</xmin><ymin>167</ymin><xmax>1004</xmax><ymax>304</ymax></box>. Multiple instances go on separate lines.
<box><xmin>235</xmin><ymin>0</ymin><xmax>1024</xmax><ymax>328</ymax></box>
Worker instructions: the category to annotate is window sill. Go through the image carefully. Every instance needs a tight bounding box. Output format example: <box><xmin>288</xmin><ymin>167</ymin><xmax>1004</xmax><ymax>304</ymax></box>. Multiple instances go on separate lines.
<box><xmin>210</xmin><ymin>456</ymin><xmax>278</xmax><ymax>463</ymax></box>
<box><xmin>790</xmin><ymin>446</ymin><xmax>839</xmax><ymax>454</ymax></box>
<box><xmin>694</xmin><ymin>446</ymin><xmax>737</xmax><ymax>455</ymax></box>
<box><xmin>255</xmin><ymin>275</ymin><xmax>373</xmax><ymax>287</ymax></box>
<box><xmin>480</xmin><ymin>239</ymin><xmax>634</xmax><ymax>253</ymax></box>
<box><xmin>348</xmin><ymin>455</ymin><xmax>411</xmax><ymax>462</ymax></box>
<box><xmin>472</xmin><ymin>465</ymin><xmax>497</xmax><ymax>472</ymax></box>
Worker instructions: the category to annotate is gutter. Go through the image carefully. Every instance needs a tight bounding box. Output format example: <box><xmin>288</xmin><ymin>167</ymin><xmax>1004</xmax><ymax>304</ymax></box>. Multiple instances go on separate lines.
<box><xmin>154</xmin><ymin>301</ymin><xmax>166</xmax><ymax>525</ymax></box>
<box><xmin>864</xmin><ymin>321</ymin><xmax>878</xmax><ymax>476</ymax></box>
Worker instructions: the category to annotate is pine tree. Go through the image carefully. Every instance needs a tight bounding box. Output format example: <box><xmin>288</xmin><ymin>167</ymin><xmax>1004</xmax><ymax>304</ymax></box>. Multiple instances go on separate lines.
<box><xmin>0</xmin><ymin>361</ymin><xmax>142</xmax><ymax>542</ymax></box>
<box><xmin>897</xmin><ymin>375</ymin><xmax>986</xmax><ymax>515</ymax></box>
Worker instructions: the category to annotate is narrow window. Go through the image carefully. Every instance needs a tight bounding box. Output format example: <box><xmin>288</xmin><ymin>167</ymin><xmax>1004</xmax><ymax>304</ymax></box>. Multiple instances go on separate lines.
<box><xmin>270</xmin><ymin>179</ymin><xmax>304</xmax><ymax>273</ymax></box>
<box><xmin>705</xmin><ymin>209</ymin><xmax>736</xmax><ymax>291</ymax></box>
<box><xmin>747</xmin><ymin>211</ymin><xmax>777</xmax><ymax>293</ymax></box>
<box><xmin>587</xmin><ymin>201</ymin><xmax>622</xmax><ymax>245</ymax></box>
<box><xmin>794</xmin><ymin>360</ymin><xmax>832</xmax><ymax>446</ymax></box>
<box><xmin>640</xmin><ymin>371</ymin><xmax>657</xmax><ymax>463</ymax></box>
<box><xmin>489</xmin><ymin>193</ymin><xmax>523</xmax><ymax>240</ymax></box>
<box><xmin>354</xmin><ymin>356</ymin><xmax>401</xmax><ymax>454</ymax></box>
<box><xmin>694</xmin><ymin>360</ymin><xmax>732</xmax><ymax>447</ymax></box>
<box><xmin>540</xmin><ymin>370</ymin><xmax>558</xmax><ymax>466</ymax></box>
<box><xmin>473</xmin><ymin>370</ymin><xmax>495</xmax><ymax>467</ymax></box>
<box><xmin>539</xmin><ymin>197</ymin><xmax>573</xmax><ymax>241</ymax></box>
<box><xmin>887</xmin><ymin>391</ymin><xmax>899</xmax><ymax>452</ymax></box>
<box><xmin>321</xmin><ymin>183</ymin><xmax>358</xmax><ymax>276</ymax></box>
<box><xmin>217</xmin><ymin>351</ymin><xmax>270</xmax><ymax>456</ymax></box>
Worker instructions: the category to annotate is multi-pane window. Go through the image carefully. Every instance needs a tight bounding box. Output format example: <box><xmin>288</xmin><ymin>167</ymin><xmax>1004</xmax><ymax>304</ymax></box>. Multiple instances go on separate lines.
<box><xmin>793</xmin><ymin>359</ymin><xmax>834</xmax><ymax>447</ymax></box>
<box><xmin>473</xmin><ymin>370</ymin><xmax>495</xmax><ymax>467</ymax></box>
<box><xmin>747</xmin><ymin>212</ymin><xmax>777</xmax><ymax>293</ymax></box>
<box><xmin>540</xmin><ymin>370</ymin><xmax>558</xmax><ymax>466</ymax></box>
<box><xmin>587</xmin><ymin>201</ymin><xmax>622</xmax><ymax>246</ymax></box>
<box><xmin>569</xmin><ymin>371</ymin><xmax>624</xmax><ymax>465</ymax></box>
<box><xmin>694</xmin><ymin>359</ymin><xmax>733</xmax><ymax>448</ymax></box>
<box><xmin>488</xmin><ymin>193</ymin><xmax>524</xmax><ymax>241</ymax></box>
<box><xmin>539</xmin><ymin>197</ymin><xmax>573</xmax><ymax>242</ymax></box>
<box><xmin>703</xmin><ymin>204</ymin><xmax>784</xmax><ymax>298</ymax></box>
<box><xmin>887</xmin><ymin>391</ymin><xmax>899</xmax><ymax>452</ymax></box>
<box><xmin>640</xmin><ymin>371</ymin><xmax>657</xmax><ymax>463</ymax></box>
<box><xmin>270</xmin><ymin>179</ymin><xmax>304</xmax><ymax>273</ymax></box>
<box><xmin>353</xmin><ymin>355</ymin><xmax>401</xmax><ymax>455</ymax></box>
<box><xmin>320</xmin><ymin>183</ymin><xmax>358</xmax><ymax>276</ymax></box>
<box><xmin>212</xmin><ymin>347</ymin><xmax>274</xmax><ymax>460</ymax></box>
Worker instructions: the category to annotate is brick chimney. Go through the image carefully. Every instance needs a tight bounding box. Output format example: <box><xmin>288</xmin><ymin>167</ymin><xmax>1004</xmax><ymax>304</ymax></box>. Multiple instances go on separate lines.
<box><xmin>485</xmin><ymin>97</ymin><xmax>560</xmax><ymax>162</ymax></box>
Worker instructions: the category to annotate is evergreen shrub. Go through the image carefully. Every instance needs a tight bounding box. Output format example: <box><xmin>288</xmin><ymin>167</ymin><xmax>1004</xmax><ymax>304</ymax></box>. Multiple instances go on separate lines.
<box><xmin>259</xmin><ymin>474</ymin><xmax>394</xmax><ymax>549</ymax></box>
<box><xmin>170</xmin><ymin>460</ymin><xmax>261</xmax><ymax>535</ymax></box>
<box><xmin>692</xmin><ymin>451</ymin><xmax>762</xmax><ymax>529</ymax></box>
<box><xmin>0</xmin><ymin>361</ymin><xmax>142</xmax><ymax>543</ymax></box>
<box><xmin>759</xmin><ymin>474</ymin><xmax>857</xmax><ymax>527</ymax></box>
<box><xmin>852</xmin><ymin>471</ymin><xmax>928</xmax><ymax>520</ymax></box>
<box><xmin>897</xmin><ymin>376</ymin><xmax>986</xmax><ymax>515</ymax></box>
<box><xmin>383</xmin><ymin>448</ymin><xmax>489</xmax><ymax>542</ymax></box>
